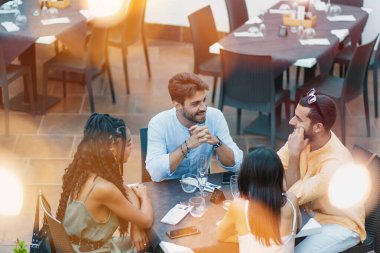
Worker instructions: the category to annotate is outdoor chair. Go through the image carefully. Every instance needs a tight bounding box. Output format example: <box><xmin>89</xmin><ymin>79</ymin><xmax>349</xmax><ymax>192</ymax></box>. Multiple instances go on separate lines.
<box><xmin>225</xmin><ymin>0</ymin><xmax>248</xmax><ymax>32</ymax></box>
<box><xmin>341</xmin><ymin>144</ymin><xmax>380</xmax><ymax>252</ymax></box>
<box><xmin>296</xmin><ymin>35</ymin><xmax>378</xmax><ymax>145</ymax></box>
<box><xmin>39</xmin><ymin>191</ymin><xmax>74</xmax><ymax>253</ymax></box>
<box><xmin>140</xmin><ymin>127</ymin><xmax>151</xmax><ymax>182</ymax></box>
<box><xmin>188</xmin><ymin>6</ymin><xmax>220</xmax><ymax>104</ymax></box>
<box><xmin>219</xmin><ymin>49</ymin><xmax>290</xmax><ymax>148</ymax></box>
<box><xmin>108</xmin><ymin>0</ymin><xmax>151</xmax><ymax>94</ymax></box>
<box><xmin>0</xmin><ymin>47</ymin><xmax>34</xmax><ymax>135</ymax></box>
<box><xmin>42</xmin><ymin>26</ymin><xmax>115</xmax><ymax>113</ymax></box>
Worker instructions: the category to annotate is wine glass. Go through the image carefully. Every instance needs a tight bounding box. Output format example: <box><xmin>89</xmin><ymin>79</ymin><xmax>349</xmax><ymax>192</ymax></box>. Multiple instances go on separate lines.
<box><xmin>12</xmin><ymin>0</ymin><xmax>27</xmax><ymax>27</ymax></box>
<box><xmin>197</xmin><ymin>154</ymin><xmax>208</xmax><ymax>197</ymax></box>
<box><xmin>230</xmin><ymin>174</ymin><xmax>240</xmax><ymax>199</ymax></box>
<box><xmin>258</xmin><ymin>9</ymin><xmax>267</xmax><ymax>36</ymax></box>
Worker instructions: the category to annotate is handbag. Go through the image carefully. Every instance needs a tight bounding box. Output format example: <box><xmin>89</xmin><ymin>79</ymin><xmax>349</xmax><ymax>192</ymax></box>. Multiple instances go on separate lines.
<box><xmin>30</xmin><ymin>194</ymin><xmax>52</xmax><ymax>253</ymax></box>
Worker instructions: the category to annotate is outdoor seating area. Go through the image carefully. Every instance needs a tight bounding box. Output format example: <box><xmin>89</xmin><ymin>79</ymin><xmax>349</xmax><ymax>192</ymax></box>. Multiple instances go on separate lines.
<box><xmin>1</xmin><ymin>0</ymin><xmax>380</xmax><ymax>252</ymax></box>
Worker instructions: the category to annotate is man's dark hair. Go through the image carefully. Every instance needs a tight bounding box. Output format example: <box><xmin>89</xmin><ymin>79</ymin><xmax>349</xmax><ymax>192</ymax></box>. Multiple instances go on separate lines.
<box><xmin>168</xmin><ymin>72</ymin><xmax>209</xmax><ymax>104</ymax></box>
<box><xmin>299</xmin><ymin>94</ymin><xmax>336</xmax><ymax>131</ymax></box>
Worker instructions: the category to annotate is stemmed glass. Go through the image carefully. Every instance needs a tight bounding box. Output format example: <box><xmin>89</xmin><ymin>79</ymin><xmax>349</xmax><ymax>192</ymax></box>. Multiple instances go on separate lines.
<box><xmin>196</xmin><ymin>154</ymin><xmax>208</xmax><ymax>197</ymax></box>
<box><xmin>12</xmin><ymin>0</ymin><xmax>27</xmax><ymax>26</ymax></box>
<box><xmin>258</xmin><ymin>9</ymin><xmax>267</xmax><ymax>36</ymax></box>
<box><xmin>230</xmin><ymin>174</ymin><xmax>240</xmax><ymax>199</ymax></box>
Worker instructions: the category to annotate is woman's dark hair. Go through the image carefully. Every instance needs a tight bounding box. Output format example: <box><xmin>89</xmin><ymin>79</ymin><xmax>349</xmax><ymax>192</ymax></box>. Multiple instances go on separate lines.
<box><xmin>238</xmin><ymin>146</ymin><xmax>285</xmax><ymax>246</ymax></box>
<box><xmin>56</xmin><ymin>113</ymin><xmax>129</xmax><ymax>235</ymax></box>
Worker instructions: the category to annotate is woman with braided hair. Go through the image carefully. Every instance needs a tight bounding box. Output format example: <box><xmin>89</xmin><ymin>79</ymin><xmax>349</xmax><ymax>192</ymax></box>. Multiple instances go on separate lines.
<box><xmin>56</xmin><ymin>113</ymin><xmax>153</xmax><ymax>253</ymax></box>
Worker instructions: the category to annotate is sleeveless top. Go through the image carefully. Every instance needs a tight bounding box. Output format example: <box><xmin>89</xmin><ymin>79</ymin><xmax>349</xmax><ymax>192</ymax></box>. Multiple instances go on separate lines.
<box><xmin>238</xmin><ymin>196</ymin><xmax>297</xmax><ymax>253</ymax></box>
<box><xmin>63</xmin><ymin>180</ymin><xmax>135</xmax><ymax>253</ymax></box>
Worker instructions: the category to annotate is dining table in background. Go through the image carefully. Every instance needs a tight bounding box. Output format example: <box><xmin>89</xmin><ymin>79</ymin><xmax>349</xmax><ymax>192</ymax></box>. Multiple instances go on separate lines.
<box><xmin>0</xmin><ymin>0</ymin><xmax>88</xmax><ymax>113</ymax></box>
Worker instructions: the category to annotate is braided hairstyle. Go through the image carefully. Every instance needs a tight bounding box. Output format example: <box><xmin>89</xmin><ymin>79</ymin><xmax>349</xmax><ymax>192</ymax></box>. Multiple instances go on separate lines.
<box><xmin>56</xmin><ymin>113</ymin><xmax>130</xmax><ymax>235</ymax></box>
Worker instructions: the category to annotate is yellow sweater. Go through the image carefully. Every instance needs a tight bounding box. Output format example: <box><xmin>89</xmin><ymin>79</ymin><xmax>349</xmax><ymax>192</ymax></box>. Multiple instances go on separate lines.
<box><xmin>277</xmin><ymin>131</ymin><xmax>366</xmax><ymax>241</ymax></box>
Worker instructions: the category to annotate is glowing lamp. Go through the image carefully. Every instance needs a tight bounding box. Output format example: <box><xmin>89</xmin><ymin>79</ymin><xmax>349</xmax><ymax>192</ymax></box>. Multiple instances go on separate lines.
<box><xmin>0</xmin><ymin>168</ymin><xmax>23</xmax><ymax>216</ymax></box>
<box><xmin>328</xmin><ymin>163</ymin><xmax>370</xmax><ymax>209</ymax></box>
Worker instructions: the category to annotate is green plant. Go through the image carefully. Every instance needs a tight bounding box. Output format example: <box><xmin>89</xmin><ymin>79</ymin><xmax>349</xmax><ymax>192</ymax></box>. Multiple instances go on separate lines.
<box><xmin>13</xmin><ymin>239</ymin><xmax>28</xmax><ymax>253</ymax></box>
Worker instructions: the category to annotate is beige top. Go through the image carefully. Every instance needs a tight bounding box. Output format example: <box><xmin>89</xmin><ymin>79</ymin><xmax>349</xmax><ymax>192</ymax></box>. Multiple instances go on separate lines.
<box><xmin>63</xmin><ymin>180</ymin><xmax>136</xmax><ymax>253</ymax></box>
<box><xmin>277</xmin><ymin>131</ymin><xmax>366</xmax><ymax>241</ymax></box>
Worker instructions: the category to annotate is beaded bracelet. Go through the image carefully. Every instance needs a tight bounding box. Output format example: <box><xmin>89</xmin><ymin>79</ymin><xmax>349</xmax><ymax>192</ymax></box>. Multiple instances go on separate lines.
<box><xmin>184</xmin><ymin>140</ymin><xmax>190</xmax><ymax>154</ymax></box>
<box><xmin>180</xmin><ymin>143</ymin><xmax>188</xmax><ymax>158</ymax></box>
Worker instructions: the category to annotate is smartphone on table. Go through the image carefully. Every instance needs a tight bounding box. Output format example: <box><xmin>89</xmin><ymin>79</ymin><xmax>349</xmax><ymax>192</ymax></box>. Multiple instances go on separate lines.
<box><xmin>166</xmin><ymin>226</ymin><xmax>200</xmax><ymax>239</ymax></box>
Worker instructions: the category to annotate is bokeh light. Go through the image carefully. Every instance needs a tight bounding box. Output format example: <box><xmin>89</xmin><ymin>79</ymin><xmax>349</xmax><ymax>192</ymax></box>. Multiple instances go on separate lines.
<box><xmin>328</xmin><ymin>163</ymin><xmax>371</xmax><ymax>209</ymax></box>
<box><xmin>88</xmin><ymin>0</ymin><xmax>125</xmax><ymax>17</ymax></box>
<box><xmin>0</xmin><ymin>168</ymin><xmax>23</xmax><ymax>216</ymax></box>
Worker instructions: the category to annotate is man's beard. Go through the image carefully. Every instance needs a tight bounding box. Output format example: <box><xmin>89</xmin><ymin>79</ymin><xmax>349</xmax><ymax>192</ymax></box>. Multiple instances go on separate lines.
<box><xmin>303</xmin><ymin>126</ymin><xmax>315</xmax><ymax>141</ymax></box>
<box><xmin>182</xmin><ymin>108</ymin><xmax>206</xmax><ymax>124</ymax></box>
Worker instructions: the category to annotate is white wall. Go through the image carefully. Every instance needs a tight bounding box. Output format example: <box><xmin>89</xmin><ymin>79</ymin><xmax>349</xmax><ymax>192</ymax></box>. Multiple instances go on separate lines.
<box><xmin>145</xmin><ymin>0</ymin><xmax>379</xmax><ymax>38</ymax></box>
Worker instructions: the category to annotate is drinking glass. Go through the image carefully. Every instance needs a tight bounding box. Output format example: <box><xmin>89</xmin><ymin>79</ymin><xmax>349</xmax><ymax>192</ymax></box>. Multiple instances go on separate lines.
<box><xmin>230</xmin><ymin>174</ymin><xmax>240</xmax><ymax>199</ymax></box>
<box><xmin>180</xmin><ymin>173</ymin><xmax>198</xmax><ymax>193</ymax></box>
<box><xmin>197</xmin><ymin>155</ymin><xmax>208</xmax><ymax>197</ymax></box>
<box><xmin>189</xmin><ymin>196</ymin><xmax>206</xmax><ymax>217</ymax></box>
<box><xmin>258</xmin><ymin>9</ymin><xmax>267</xmax><ymax>36</ymax></box>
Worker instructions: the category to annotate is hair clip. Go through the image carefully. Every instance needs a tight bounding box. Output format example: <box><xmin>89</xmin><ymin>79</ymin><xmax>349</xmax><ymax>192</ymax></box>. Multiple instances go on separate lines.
<box><xmin>307</xmin><ymin>88</ymin><xmax>317</xmax><ymax>104</ymax></box>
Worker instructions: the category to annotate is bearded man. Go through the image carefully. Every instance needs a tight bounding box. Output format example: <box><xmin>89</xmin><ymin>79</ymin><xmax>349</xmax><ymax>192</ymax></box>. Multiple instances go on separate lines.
<box><xmin>278</xmin><ymin>90</ymin><xmax>365</xmax><ymax>252</ymax></box>
<box><xmin>146</xmin><ymin>72</ymin><xmax>243</xmax><ymax>182</ymax></box>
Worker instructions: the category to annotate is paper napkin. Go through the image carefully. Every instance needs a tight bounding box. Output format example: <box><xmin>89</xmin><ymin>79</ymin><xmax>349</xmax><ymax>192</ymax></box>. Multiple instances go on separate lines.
<box><xmin>36</xmin><ymin>36</ymin><xmax>57</xmax><ymax>44</ymax></box>
<box><xmin>299</xmin><ymin>38</ymin><xmax>330</xmax><ymax>46</ymax></box>
<box><xmin>160</xmin><ymin>204</ymin><xmax>193</xmax><ymax>225</ymax></box>
<box><xmin>234</xmin><ymin>31</ymin><xmax>263</xmax><ymax>38</ymax></box>
<box><xmin>361</xmin><ymin>7</ymin><xmax>373</xmax><ymax>14</ymax></box>
<box><xmin>0</xmin><ymin>9</ymin><xmax>18</xmax><ymax>14</ymax></box>
<box><xmin>245</xmin><ymin>16</ymin><xmax>262</xmax><ymax>24</ymax></box>
<box><xmin>269</xmin><ymin>9</ymin><xmax>292</xmax><ymax>14</ymax></box>
<box><xmin>41</xmin><ymin>17</ymin><xmax>71</xmax><ymax>25</ymax></box>
<box><xmin>159</xmin><ymin>241</ymin><xmax>194</xmax><ymax>253</ymax></box>
<box><xmin>327</xmin><ymin>15</ymin><xmax>356</xmax><ymax>22</ymax></box>
<box><xmin>79</xmin><ymin>9</ymin><xmax>94</xmax><ymax>21</ymax></box>
<box><xmin>180</xmin><ymin>178</ymin><xmax>221</xmax><ymax>193</ymax></box>
<box><xmin>330</xmin><ymin>29</ymin><xmax>349</xmax><ymax>42</ymax></box>
<box><xmin>209</xmin><ymin>42</ymin><xmax>224</xmax><ymax>54</ymax></box>
<box><xmin>294</xmin><ymin>58</ymin><xmax>317</xmax><ymax>68</ymax></box>
<box><xmin>1</xmin><ymin>21</ymin><xmax>19</xmax><ymax>32</ymax></box>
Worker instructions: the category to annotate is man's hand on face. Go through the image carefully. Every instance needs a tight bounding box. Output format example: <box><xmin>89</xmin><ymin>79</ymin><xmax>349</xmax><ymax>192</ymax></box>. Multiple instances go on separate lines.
<box><xmin>188</xmin><ymin>125</ymin><xmax>213</xmax><ymax>149</ymax></box>
<box><xmin>288</xmin><ymin>127</ymin><xmax>309</xmax><ymax>156</ymax></box>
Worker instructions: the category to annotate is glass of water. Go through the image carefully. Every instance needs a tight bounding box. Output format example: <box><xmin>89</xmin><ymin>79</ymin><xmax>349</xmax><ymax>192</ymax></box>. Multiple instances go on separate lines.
<box><xmin>189</xmin><ymin>196</ymin><xmax>206</xmax><ymax>217</ymax></box>
<box><xmin>230</xmin><ymin>174</ymin><xmax>240</xmax><ymax>199</ymax></box>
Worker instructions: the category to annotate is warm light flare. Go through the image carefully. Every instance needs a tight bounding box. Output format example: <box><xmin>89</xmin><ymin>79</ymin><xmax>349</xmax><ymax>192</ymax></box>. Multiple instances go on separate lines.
<box><xmin>328</xmin><ymin>163</ymin><xmax>371</xmax><ymax>209</ymax></box>
<box><xmin>88</xmin><ymin>0</ymin><xmax>125</xmax><ymax>18</ymax></box>
<box><xmin>0</xmin><ymin>168</ymin><xmax>23</xmax><ymax>216</ymax></box>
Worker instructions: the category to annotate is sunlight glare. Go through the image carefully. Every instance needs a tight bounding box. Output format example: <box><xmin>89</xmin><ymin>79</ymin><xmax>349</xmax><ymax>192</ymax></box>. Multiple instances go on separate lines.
<box><xmin>88</xmin><ymin>0</ymin><xmax>125</xmax><ymax>18</ymax></box>
<box><xmin>328</xmin><ymin>163</ymin><xmax>370</xmax><ymax>209</ymax></box>
<box><xmin>0</xmin><ymin>168</ymin><xmax>23</xmax><ymax>216</ymax></box>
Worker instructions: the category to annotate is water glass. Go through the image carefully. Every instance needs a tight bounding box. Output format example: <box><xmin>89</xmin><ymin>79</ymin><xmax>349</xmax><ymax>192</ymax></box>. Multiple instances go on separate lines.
<box><xmin>230</xmin><ymin>174</ymin><xmax>240</xmax><ymax>199</ymax></box>
<box><xmin>180</xmin><ymin>173</ymin><xmax>197</xmax><ymax>193</ymax></box>
<box><xmin>189</xmin><ymin>196</ymin><xmax>206</xmax><ymax>217</ymax></box>
<box><xmin>196</xmin><ymin>173</ymin><xmax>208</xmax><ymax>197</ymax></box>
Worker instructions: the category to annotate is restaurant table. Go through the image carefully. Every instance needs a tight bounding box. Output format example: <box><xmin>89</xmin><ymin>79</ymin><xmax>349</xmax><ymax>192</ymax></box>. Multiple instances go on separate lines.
<box><xmin>0</xmin><ymin>0</ymin><xmax>88</xmax><ymax>113</ymax></box>
<box><xmin>210</xmin><ymin>1</ymin><xmax>368</xmax><ymax>138</ymax></box>
<box><xmin>145</xmin><ymin>173</ymin><xmax>320</xmax><ymax>253</ymax></box>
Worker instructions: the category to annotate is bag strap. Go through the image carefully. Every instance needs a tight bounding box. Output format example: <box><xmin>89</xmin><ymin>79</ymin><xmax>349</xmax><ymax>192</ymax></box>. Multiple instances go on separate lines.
<box><xmin>30</xmin><ymin>193</ymin><xmax>40</xmax><ymax>252</ymax></box>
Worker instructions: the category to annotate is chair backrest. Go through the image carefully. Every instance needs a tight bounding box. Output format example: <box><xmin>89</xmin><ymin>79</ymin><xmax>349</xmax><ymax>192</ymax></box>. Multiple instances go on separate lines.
<box><xmin>140</xmin><ymin>128</ymin><xmax>151</xmax><ymax>182</ymax></box>
<box><xmin>321</xmin><ymin>0</ymin><xmax>363</xmax><ymax>7</ymax></box>
<box><xmin>39</xmin><ymin>192</ymin><xmax>74</xmax><ymax>253</ymax></box>
<box><xmin>225</xmin><ymin>0</ymin><xmax>249</xmax><ymax>32</ymax></box>
<box><xmin>343</xmin><ymin>35</ymin><xmax>378</xmax><ymax>102</ymax></box>
<box><xmin>352</xmin><ymin>145</ymin><xmax>380</xmax><ymax>251</ymax></box>
<box><xmin>85</xmin><ymin>26</ymin><xmax>109</xmax><ymax>69</ymax></box>
<box><xmin>220</xmin><ymin>49</ymin><xmax>275</xmax><ymax>112</ymax></box>
<box><xmin>188</xmin><ymin>6</ymin><xmax>219</xmax><ymax>73</ymax></box>
<box><xmin>0</xmin><ymin>47</ymin><xmax>7</xmax><ymax>85</ymax></box>
<box><xmin>122</xmin><ymin>0</ymin><xmax>147</xmax><ymax>45</ymax></box>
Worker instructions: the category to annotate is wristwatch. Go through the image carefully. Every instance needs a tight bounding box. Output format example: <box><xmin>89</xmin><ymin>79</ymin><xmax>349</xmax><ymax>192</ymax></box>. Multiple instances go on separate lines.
<box><xmin>213</xmin><ymin>136</ymin><xmax>223</xmax><ymax>149</ymax></box>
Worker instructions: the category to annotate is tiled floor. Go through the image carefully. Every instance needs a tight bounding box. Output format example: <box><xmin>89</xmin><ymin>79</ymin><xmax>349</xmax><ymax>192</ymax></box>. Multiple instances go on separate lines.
<box><xmin>0</xmin><ymin>39</ymin><xmax>379</xmax><ymax>252</ymax></box>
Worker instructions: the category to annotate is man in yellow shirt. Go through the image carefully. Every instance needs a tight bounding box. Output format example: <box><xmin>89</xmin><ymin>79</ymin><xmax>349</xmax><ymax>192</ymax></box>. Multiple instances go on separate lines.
<box><xmin>277</xmin><ymin>90</ymin><xmax>365</xmax><ymax>252</ymax></box>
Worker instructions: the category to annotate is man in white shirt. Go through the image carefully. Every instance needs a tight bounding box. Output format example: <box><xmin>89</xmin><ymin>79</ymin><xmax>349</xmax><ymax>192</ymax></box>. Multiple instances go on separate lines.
<box><xmin>146</xmin><ymin>72</ymin><xmax>243</xmax><ymax>182</ymax></box>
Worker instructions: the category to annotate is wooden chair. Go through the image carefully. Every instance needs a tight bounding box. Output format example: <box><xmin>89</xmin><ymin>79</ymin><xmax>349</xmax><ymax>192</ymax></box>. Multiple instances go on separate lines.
<box><xmin>0</xmin><ymin>47</ymin><xmax>34</xmax><ymax>135</ymax></box>
<box><xmin>225</xmin><ymin>0</ymin><xmax>248</xmax><ymax>32</ymax></box>
<box><xmin>140</xmin><ymin>128</ymin><xmax>151</xmax><ymax>182</ymax></box>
